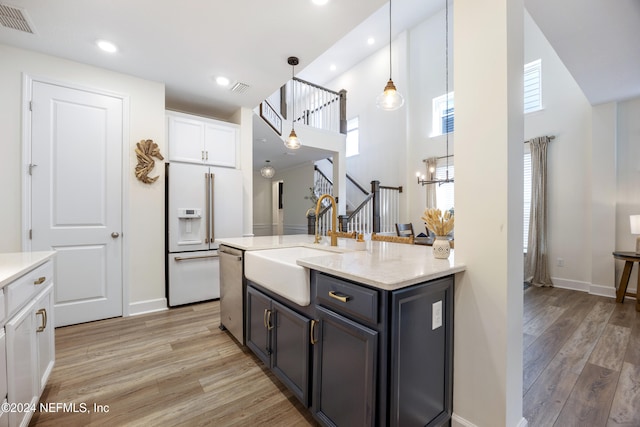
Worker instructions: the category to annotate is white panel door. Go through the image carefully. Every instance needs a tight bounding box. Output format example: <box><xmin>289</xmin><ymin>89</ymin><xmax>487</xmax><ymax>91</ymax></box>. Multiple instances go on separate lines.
<box><xmin>30</xmin><ymin>80</ymin><xmax>123</xmax><ymax>327</ymax></box>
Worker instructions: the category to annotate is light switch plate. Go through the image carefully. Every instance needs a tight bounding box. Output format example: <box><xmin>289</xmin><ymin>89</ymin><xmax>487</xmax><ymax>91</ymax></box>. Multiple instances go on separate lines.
<box><xmin>432</xmin><ymin>300</ymin><xmax>442</xmax><ymax>330</ymax></box>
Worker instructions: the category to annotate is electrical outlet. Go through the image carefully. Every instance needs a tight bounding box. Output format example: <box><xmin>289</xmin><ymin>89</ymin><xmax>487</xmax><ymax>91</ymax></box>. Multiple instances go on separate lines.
<box><xmin>432</xmin><ymin>300</ymin><xmax>442</xmax><ymax>330</ymax></box>
<box><xmin>557</xmin><ymin>258</ymin><xmax>564</xmax><ymax>267</ymax></box>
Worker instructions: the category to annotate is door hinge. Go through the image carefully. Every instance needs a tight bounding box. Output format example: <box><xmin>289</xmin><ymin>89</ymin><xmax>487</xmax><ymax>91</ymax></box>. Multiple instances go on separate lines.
<box><xmin>28</xmin><ymin>163</ymin><xmax>37</xmax><ymax>175</ymax></box>
<box><xmin>29</xmin><ymin>100</ymin><xmax>33</xmax><ymax>111</ymax></box>
<box><xmin>29</xmin><ymin>229</ymin><xmax>32</xmax><ymax>240</ymax></box>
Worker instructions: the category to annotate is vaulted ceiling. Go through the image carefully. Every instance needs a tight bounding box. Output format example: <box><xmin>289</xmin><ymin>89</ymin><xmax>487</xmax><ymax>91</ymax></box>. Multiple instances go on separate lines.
<box><xmin>1</xmin><ymin>0</ymin><xmax>637</xmax><ymax>170</ymax></box>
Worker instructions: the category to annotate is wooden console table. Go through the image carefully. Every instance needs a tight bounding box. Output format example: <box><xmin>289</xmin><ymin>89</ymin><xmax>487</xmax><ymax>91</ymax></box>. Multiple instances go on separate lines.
<box><xmin>612</xmin><ymin>251</ymin><xmax>640</xmax><ymax>312</ymax></box>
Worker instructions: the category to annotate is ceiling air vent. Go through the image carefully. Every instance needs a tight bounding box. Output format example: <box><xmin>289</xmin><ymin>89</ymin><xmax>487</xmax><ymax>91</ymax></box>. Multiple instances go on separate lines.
<box><xmin>230</xmin><ymin>82</ymin><xmax>250</xmax><ymax>94</ymax></box>
<box><xmin>0</xmin><ymin>4</ymin><xmax>35</xmax><ymax>34</ymax></box>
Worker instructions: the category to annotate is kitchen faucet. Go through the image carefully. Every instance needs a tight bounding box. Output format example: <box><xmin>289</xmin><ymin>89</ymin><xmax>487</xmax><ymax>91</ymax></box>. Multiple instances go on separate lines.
<box><xmin>314</xmin><ymin>194</ymin><xmax>338</xmax><ymax>246</ymax></box>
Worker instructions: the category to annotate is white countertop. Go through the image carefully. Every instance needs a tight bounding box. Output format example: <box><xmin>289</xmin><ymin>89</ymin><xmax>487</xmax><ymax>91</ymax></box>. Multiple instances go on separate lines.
<box><xmin>0</xmin><ymin>251</ymin><xmax>57</xmax><ymax>289</ymax></box>
<box><xmin>216</xmin><ymin>235</ymin><xmax>465</xmax><ymax>290</ymax></box>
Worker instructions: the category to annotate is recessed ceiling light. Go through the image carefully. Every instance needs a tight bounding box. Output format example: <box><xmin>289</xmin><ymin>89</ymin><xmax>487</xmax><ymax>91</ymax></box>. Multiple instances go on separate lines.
<box><xmin>312</xmin><ymin>0</ymin><xmax>329</xmax><ymax>5</ymax></box>
<box><xmin>96</xmin><ymin>39</ymin><xmax>118</xmax><ymax>53</ymax></box>
<box><xmin>329</xmin><ymin>64</ymin><xmax>337</xmax><ymax>71</ymax></box>
<box><xmin>216</xmin><ymin>76</ymin><xmax>230</xmax><ymax>87</ymax></box>
<box><xmin>367</xmin><ymin>37</ymin><xmax>375</xmax><ymax>45</ymax></box>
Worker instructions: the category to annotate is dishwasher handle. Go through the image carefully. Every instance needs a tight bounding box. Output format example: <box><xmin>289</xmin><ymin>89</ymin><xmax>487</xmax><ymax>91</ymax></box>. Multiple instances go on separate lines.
<box><xmin>219</xmin><ymin>249</ymin><xmax>242</xmax><ymax>261</ymax></box>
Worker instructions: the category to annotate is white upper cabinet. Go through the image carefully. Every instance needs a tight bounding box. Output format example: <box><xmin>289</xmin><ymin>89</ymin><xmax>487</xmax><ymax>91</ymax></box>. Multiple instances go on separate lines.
<box><xmin>167</xmin><ymin>111</ymin><xmax>239</xmax><ymax>168</ymax></box>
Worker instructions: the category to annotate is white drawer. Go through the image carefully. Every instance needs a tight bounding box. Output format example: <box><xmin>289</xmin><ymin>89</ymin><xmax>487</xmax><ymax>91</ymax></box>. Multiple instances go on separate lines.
<box><xmin>0</xmin><ymin>290</ymin><xmax>5</xmax><ymax>326</ymax></box>
<box><xmin>6</xmin><ymin>260</ymin><xmax>53</xmax><ymax>318</ymax></box>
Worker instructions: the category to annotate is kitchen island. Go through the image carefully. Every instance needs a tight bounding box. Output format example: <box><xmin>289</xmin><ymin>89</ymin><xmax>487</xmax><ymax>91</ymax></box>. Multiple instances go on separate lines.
<box><xmin>216</xmin><ymin>235</ymin><xmax>464</xmax><ymax>427</ymax></box>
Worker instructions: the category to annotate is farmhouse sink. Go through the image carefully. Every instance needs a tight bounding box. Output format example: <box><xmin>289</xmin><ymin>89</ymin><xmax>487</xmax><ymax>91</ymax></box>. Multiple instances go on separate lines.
<box><xmin>244</xmin><ymin>246</ymin><xmax>335</xmax><ymax>306</ymax></box>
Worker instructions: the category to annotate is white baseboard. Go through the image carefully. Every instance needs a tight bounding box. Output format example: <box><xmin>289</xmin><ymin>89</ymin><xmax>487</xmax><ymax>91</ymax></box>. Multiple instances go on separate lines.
<box><xmin>452</xmin><ymin>413</ymin><xmax>478</xmax><ymax>427</ymax></box>
<box><xmin>550</xmin><ymin>277</ymin><xmax>628</xmax><ymax>300</ymax></box>
<box><xmin>452</xmin><ymin>414</ymin><xmax>527</xmax><ymax>427</ymax></box>
<box><xmin>283</xmin><ymin>225</ymin><xmax>307</xmax><ymax>234</ymax></box>
<box><xmin>252</xmin><ymin>224</ymin><xmax>272</xmax><ymax>236</ymax></box>
<box><xmin>129</xmin><ymin>298</ymin><xmax>168</xmax><ymax>316</ymax></box>
<box><xmin>551</xmin><ymin>277</ymin><xmax>590</xmax><ymax>292</ymax></box>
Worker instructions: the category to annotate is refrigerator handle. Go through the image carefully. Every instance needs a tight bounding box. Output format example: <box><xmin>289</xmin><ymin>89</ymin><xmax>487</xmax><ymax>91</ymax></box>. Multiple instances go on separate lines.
<box><xmin>214</xmin><ymin>172</ymin><xmax>216</xmax><ymax>243</ymax></box>
<box><xmin>205</xmin><ymin>172</ymin><xmax>210</xmax><ymax>244</ymax></box>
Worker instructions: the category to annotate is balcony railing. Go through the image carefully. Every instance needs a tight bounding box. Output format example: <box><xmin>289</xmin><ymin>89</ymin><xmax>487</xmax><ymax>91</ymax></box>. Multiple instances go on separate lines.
<box><xmin>287</xmin><ymin>77</ymin><xmax>346</xmax><ymax>134</ymax></box>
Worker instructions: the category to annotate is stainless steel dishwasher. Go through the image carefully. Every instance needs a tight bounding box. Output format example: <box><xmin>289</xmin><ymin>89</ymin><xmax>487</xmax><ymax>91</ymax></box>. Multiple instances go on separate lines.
<box><xmin>219</xmin><ymin>245</ymin><xmax>244</xmax><ymax>344</ymax></box>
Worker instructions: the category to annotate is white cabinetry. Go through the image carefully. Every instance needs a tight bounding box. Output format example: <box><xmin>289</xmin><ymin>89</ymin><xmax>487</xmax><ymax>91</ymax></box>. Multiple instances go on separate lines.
<box><xmin>34</xmin><ymin>285</ymin><xmax>54</xmax><ymax>395</ymax></box>
<box><xmin>0</xmin><ymin>255</ymin><xmax>55</xmax><ymax>427</ymax></box>
<box><xmin>6</xmin><ymin>299</ymin><xmax>37</xmax><ymax>427</ymax></box>
<box><xmin>167</xmin><ymin>112</ymin><xmax>239</xmax><ymax>168</ymax></box>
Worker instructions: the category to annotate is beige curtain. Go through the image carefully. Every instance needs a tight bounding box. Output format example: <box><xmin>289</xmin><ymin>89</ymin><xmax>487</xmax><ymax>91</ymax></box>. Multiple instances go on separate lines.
<box><xmin>525</xmin><ymin>136</ymin><xmax>553</xmax><ymax>286</ymax></box>
<box><xmin>425</xmin><ymin>157</ymin><xmax>438</xmax><ymax>209</ymax></box>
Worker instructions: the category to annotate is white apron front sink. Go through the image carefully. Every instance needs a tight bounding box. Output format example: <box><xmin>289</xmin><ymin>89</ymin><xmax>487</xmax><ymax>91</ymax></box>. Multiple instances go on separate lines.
<box><xmin>244</xmin><ymin>246</ymin><xmax>335</xmax><ymax>306</ymax></box>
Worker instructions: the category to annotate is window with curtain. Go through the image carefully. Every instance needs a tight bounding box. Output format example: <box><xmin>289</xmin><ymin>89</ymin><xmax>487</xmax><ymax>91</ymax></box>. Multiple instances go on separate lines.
<box><xmin>523</xmin><ymin>149</ymin><xmax>532</xmax><ymax>251</ymax></box>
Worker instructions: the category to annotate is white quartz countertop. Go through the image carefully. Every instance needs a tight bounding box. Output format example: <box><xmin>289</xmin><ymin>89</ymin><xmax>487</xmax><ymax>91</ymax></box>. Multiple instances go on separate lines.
<box><xmin>0</xmin><ymin>251</ymin><xmax>57</xmax><ymax>289</ymax></box>
<box><xmin>216</xmin><ymin>235</ymin><xmax>465</xmax><ymax>290</ymax></box>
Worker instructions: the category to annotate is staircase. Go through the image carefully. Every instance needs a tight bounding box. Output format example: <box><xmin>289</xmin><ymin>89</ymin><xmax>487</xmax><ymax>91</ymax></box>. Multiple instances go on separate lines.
<box><xmin>309</xmin><ymin>163</ymin><xmax>402</xmax><ymax>237</ymax></box>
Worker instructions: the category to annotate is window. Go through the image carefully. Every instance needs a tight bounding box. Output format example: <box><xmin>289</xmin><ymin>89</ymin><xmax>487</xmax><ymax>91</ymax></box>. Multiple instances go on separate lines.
<box><xmin>431</xmin><ymin>92</ymin><xmax>455</xmax><ymax>136</ymax></box>
<box><xmin>435</xmin><ymin>164</ymin><xmax>454</xmax><ymax>212</ymax></box>
<box><xmin>346</xmin><ymin>116</ymin><xmax>359</xmax><ymax>157</ymax></box>
<box><xmin>523</xmin><ymin>150</ymin><xmax>532</xmax><ymax>251</ymax></box>
<box><xmin>431</xmin><ymin>59</ymin><xmax>543</xmax><ymax>136</ymax></box>
<box><xmin>524</xmin><ymin>59</ymin><xmax>542</xmax><ymax>113</ymax></box>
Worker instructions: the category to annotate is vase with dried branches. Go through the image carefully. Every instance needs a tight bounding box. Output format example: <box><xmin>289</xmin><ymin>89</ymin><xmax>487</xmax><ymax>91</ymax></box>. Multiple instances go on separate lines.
<box><xmin>421</xmin><ymin>208</ymin><xmax>454</xmax><ymax>259</ymax></box>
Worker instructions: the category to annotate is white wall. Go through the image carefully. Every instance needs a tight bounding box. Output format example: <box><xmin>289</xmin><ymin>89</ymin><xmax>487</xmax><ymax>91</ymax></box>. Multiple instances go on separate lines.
<box><xmin>616</xmin><ymin>96</ymin><xmax>640</xmax><ymax>292</ymax></box>
<box><xmin>252</xmin><ymin>171</ymin><xmax>273</xmax><ymax>236</ymax></box>
<box><xmin>0</xmin><ymin>43</ymin><xmax>166</xmax><ymax>310</ymax></box>
<box><xmin>273</xmin><ymin>163</ymin><xmax>316</xmax><ymax>234</ymax></box>
<box><xmin>523</xmin><ymin>12</ymin><xmax>594</xmax><ymax>290</ymax></box>
<box><xmin>323</xmin><ymin>31</ymin><xmax>409</xmax><ymax>220</ymax></box>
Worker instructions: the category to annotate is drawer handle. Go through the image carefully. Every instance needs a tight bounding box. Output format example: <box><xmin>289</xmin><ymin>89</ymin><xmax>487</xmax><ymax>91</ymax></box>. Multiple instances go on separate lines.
<box><xmin>36</xmin><ymin>308</ymin><xmax>47</xmax><ymax>332</ymax></box>
<box><xmin>328</xmin><ymin>290</ymin><xmax>351</xmax><ymax>303</ymax></box>
<box><xmin>263</xmin><ymin>308</ymin><xmax>268</xmax><ymax>328</ymax></box>
<box><xmin>310</xmin><ymin>319</ymin><xmax>318</xmax><ymax>345</ymax></box>
<box><xmin>266</xmin><ymin>309</ymin><xmax>274</xmax><ymax>330</ymax></box>
<box><xmin>34</xmin><ymin>276</ymin><xmax>46</xmax><ymax>285</ymax></box>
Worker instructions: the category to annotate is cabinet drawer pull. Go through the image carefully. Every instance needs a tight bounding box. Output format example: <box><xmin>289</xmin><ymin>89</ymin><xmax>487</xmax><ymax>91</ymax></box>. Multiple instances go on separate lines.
<box><xmin>36</xmin><ymin>308</ymin><xmax>47</xmax><ymax>332</ymax></box>
<box><xmin>263</xmin><ymin>308</ymin><xmax>268</xmax><ymax>328</ymax></box>
<box><xmin>310</xmin><ymin>319</ymin><xmax>318</xmax><ymax>345</ymax></box>
<box><xmin>328</xmin><ymin>290</ymin><xmax>351</xmax><ymax>303</ymax></box>
<box><xmin>266</xmin><ymin>309</ymin><xmax>274</xmax><ymax>330</ymax></box>
<box><xmin>34</xmin><ymin>276</ymin><xmax>46</xmax><ymax>285</ymax></box>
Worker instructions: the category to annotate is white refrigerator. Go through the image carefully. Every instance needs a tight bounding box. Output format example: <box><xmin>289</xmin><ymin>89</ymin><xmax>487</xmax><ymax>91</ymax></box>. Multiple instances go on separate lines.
<box><xmin>166</xmin><ymin>162</ymin><xmax>243</xmax><ymax>306</ymax></box>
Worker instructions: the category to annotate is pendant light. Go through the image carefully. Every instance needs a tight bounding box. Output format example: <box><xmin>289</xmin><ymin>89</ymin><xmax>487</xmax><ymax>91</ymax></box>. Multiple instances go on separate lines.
<box><xmin>285</xmin><ymin>56</ymin><xmax>302</xmax><ymax>149</ymax></box>
<box><xmin>376</xmin><ymin>0</ymin><xmax>404</xmax><ymax>111</ymax></box>
<box><xmin>417</xmin><ymin>0</ymin><xmax>454</xmax><ymax>186</ymax></box>
<box><xmin>260</xmin><ymin>160</ymin><xmax>275</xmax><ymax>178</ymax></box>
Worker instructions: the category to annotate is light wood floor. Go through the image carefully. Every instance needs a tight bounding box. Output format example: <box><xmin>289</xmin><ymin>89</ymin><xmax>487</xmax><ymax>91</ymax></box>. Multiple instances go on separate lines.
<box><xmin>30</xmin><ymin>301</ymin><xmax>318</xmax><ymax>427</ymax></box>
<box><xmin>29</xmin><ymin>287</ymin><xmax>640</xmax><ymax>426</ymax></box>
<box><xmin>523</xmin><ymin>286</ymin><xmax>640</xmax><ymax>426</ymax></box>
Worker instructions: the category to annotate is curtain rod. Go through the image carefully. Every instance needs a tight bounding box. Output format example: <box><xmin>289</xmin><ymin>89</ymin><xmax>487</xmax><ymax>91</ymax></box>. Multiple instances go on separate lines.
<box><xmin>422</xmin><ymin>154</ymin><xmax>454</xmax><ymax>163</ymax></box>
<box><xmin>524</xmin><ymin>135</ymin><xmax>555</xmax><ymax>144</ymax></box>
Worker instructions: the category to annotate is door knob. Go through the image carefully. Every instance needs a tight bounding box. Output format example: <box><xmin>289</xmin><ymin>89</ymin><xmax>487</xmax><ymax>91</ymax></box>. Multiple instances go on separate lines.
<box><xmin>111</xmin><ymin>232</ymin><xmax>120</xmax><ymax>238</ymax></box>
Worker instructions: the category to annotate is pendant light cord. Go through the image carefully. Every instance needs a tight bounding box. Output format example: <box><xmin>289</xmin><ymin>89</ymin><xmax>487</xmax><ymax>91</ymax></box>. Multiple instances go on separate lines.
<box><xmin>445</xmin><ymin>0</ymin><xmax>450</xmax><ymax>180</ymax></box>
<box><xmin>291</xmin><ymin>64</ymin><xmax>295</xmax><ymax>130</ymax></box>
<box><xmin>389</xmin><ymin>0</ymin><xmax>393</xmax><ymax>80</ymax></box>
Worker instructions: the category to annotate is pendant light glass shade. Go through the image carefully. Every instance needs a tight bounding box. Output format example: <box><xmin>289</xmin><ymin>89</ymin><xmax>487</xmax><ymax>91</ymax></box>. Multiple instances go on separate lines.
<box><xmin>376</xmin><ymin>0</ymin><xmax>404</xmax><ymax>111</ymax></box>
<box><xmin>260</xmin><ymin>160</ymin><xmax>275</xmax><ymax>178</ymax></box>
<box><xmin>285</xmin><ymin>129</ymin><xmax>301</xmax><ymax>150</ymax></box>
<box><xmin>285</xmin><ymin>56</ymin><xmax>302</xmax><ymax>149</ymax></box>
<box><xmin>376</xmin><ymin>79</ymin><xmax>404</xmax><ymax>110</ymax></box>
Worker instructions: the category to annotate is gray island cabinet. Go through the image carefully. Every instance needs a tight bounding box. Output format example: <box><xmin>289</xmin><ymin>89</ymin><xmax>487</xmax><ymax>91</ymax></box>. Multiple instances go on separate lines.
<box><xmin>246</xmin><ymin>270</ymin><xmax>453</xmax><ymax>427</ymax></box>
